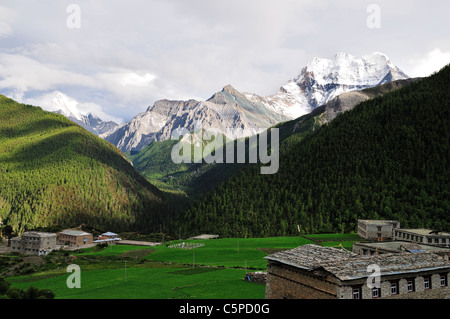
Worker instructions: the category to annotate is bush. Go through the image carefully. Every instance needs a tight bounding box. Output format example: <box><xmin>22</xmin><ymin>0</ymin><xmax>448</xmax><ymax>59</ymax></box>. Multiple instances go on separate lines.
<box><xmin>0</xmin><ymin>277</ymin><xmax>11</xmax><ymax>295</ymax></box>
<box><xmin>0</xmin><ymin>277</ymin><xmax>55</xmax><ymax>299</ymax></box>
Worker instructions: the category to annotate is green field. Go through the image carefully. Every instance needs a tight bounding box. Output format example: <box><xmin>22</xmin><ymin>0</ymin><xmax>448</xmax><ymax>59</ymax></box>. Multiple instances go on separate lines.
<box><xmin>5</xmin><ymin>234</ymin><xmax>358</xmax><ymax>299</ymax></box>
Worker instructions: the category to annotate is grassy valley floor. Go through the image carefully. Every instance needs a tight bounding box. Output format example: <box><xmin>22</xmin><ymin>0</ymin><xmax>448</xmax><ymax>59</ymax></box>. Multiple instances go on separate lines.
<box><xmin>3</xmin><ymin>234</ymin><xmax>360</xmax><ymax>299</ymax></box>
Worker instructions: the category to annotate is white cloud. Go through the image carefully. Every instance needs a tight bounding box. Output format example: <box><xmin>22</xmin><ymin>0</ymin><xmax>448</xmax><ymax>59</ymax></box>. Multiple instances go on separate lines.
<box><xmin>0</xmin><ymin>54</ymin><xmax>96</xmax><ymax>92</ymax></box>
<box><xmin>0</xmin><ymin>5</ymin><xmax>16</xmax><ymax>38</ymax></box>
<box><xmin>0</xmin><ymin>0</ymin><xmax>449</xmax><ymax>122</ymax></box>
<box><xmin>408</xmin><ymin>49</ymin><xmax>450</xmax><ymax>77</ymax></box>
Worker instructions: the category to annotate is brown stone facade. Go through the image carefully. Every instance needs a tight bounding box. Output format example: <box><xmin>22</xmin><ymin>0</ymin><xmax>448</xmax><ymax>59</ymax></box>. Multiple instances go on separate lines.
<box><xmin>265</xmin><ymin>261</ymin><xmax>338</xmax><ymax>299</ymax></box>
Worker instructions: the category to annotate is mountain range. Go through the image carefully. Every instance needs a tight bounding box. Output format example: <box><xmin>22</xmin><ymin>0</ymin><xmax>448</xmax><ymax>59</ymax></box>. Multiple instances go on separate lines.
<box><xmin>175</xmin><ymin>63</ymin><xmax>449</xmax><ymax>237</ymax></box>
<box><xmin>3</xmin><ymin>50</ymin><xmax>444</xmax><ymax>239</ymax></box>
<box><xmin>101</xmin><ymin>52</ymin><xmax>409</xmax><ymax>153</ymax></box>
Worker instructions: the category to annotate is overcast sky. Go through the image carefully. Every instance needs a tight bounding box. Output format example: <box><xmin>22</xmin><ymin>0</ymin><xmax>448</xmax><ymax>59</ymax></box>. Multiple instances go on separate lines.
<box><xmin>0</xmin><ymin>0</ymin><xmax>449</xmax><ymax>123</ymax></box>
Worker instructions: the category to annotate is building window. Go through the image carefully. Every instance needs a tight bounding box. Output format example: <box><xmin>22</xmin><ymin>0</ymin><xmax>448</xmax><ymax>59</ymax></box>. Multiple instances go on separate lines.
<box><xmin>377</xmin><ymin>226</ymin><xmax>382</xmax><ymax>232</ymax></box>
<box><xmin>440</xmin><ymin>274</ymin><xmax>447</xmax><ymax>287</ymax></box>
<box><xmin>390</xmin><ymin>282</ymin><xmax>398</xmax><ymax>295</ymax></box>
<box><xmin>352</xmin><ymin>287</ymin><xmax>361</xmax><ymax>299</ymax></box>
<box><xmin>372</xmin><ymin>288</ymin><xmax>381</xmax><ymax>298</ymax></box>
<box><xmin>424</xmin><ymin>277</ymin><xmax>432</xmax><ymax>289</ymax></box>
<box><xmin>407</xmin><ymin>279</ymin><xmax>415</xmax><ymax>292</ymax></box>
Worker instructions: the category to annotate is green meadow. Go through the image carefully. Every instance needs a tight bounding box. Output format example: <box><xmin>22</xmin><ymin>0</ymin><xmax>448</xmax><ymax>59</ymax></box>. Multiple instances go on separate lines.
<box><xmin>5</xmin><ymin>234</ymin><xmax>358</xmax><ymax>299</ymax></box>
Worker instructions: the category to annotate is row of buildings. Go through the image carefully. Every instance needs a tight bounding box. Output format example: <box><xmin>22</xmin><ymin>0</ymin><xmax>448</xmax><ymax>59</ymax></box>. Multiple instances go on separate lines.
<box><xmin>9</xmin><ymin>229</ymin><xmax>120</xmax><ymax>256</ymax></box>
<box><xmin>265</xmin><ymin>220</ymin><xmax>450</xmax><ymax>299</ymax></box>
<box><xmin>357</xmin><ymin>219</ymin><xmax>450</xmax><ymax>247</ymax></box>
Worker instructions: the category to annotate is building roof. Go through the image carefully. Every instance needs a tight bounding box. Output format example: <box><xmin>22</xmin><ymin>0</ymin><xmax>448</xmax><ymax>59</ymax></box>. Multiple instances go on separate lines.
<box><xmin>101</xmin><ymin>232</ymin><xmax>118</xmax><ymax>236</ymax></box>
<box><xmin>266</xmin><ymin>244</ymin><xmax>450</xmax><ymax>282</ymax></box>
<box><xmin>358</xmin><ymin>219</ymin><xmax>399</xmax><ymax>225</ymax></box>
<box><xmin>58</xmin><ymin>229</ymin><xmax>91</xmax><ymax>237</ymax></box>
<box><xmin>397</xmin><ymin>228</ymin><xmax>450</xmax><ymax>237</ymax></box>
<box><xmin>265</xmin><ymin>244</ymin><xmax>356</xmax><ymax>270</ymax></box>
<box><xmin>22</xmin><ymin>231</ymin><xmax>56</xmax><ymax>238</ymax></box>
<box><xmin>355</xmin><ymin>241</ymin><xmax>450</xmax><ymax>254</ymax></box>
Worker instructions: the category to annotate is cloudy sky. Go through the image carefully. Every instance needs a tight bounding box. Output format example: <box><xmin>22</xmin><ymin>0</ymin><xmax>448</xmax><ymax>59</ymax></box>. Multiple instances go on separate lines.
<box><xmin>0</xmin><ymin>0</ymin><xmax>449</xmax><ymax>123</ymax></box>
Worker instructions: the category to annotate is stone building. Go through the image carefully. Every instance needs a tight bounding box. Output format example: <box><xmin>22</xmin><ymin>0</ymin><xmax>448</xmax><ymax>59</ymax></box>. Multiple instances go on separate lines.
<box><xmin>394</xmin><ymin>228</ymin><xmax>450</xmax><ymax>248</ymax></box>
<box><xmin>57</xmin><ymin>229</ymin><xmax>93</xmax><ymax>246</ymax></box>
<box><xmin>265</xmin><ymin>244</ymin><xmax>450</xmax><ymax>299</ymax></box>
<box><xmin>357</xmin><ymin>220</ymin><xmax>400</xmax><ymax>241</ymax></box>
<box><xmin>10</xmin><ymin>231</ymin><xmax>57</xmax><ymax>256</ymax></box>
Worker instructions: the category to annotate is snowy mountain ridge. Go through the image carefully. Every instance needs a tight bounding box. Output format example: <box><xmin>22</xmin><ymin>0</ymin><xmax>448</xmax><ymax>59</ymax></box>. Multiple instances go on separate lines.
<box><xmin>28</xmin><ymin>91</ymin><xmax>119</xmax><ymax>135</ymax></box>
<box><xmin>259</xmin><ymin>52</ymin><xmax>409</xmax><ymax>119</ymax></box>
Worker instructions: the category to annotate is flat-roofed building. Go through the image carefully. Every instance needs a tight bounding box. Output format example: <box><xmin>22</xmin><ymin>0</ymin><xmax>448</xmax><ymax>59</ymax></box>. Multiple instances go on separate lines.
<box><xmin>265</xmin><ymin>244</ymin><xmax>450</xmax><ymax>299</ymax></box>
<box><xmin>353</xmin><ymin>241</ymin><xmax>450</xmax><ymax>259</ymax></box>
<box><xmin>10</xmin><ymin>231</ymin><xmax>57</xmax><ymax>256</ymax></box>
<box><xmin>358</xmin><ymin>220</ymin><xmax>400</xmax><ymax>241</ymax></box>
<box><xmin>57</xmin><ymin>229</ymin><xmax>93</xmax><ymax>246</ymax></box>
<box><xmin>394</xmin><ymin>228</ymin><xmax>450</xmax><ymax>248</ymax></box>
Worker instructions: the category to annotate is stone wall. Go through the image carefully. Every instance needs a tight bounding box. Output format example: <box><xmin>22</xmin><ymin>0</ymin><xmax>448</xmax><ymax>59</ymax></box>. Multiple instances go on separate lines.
<box><xmin>265</xmin><ymin>261</ymin><xmax>338</xmax><ymax>299</ymax></box>
<box><xmin>245</xmin><ymin>272</ymin><xmax>267</xmax><ymax>285</ymax></box>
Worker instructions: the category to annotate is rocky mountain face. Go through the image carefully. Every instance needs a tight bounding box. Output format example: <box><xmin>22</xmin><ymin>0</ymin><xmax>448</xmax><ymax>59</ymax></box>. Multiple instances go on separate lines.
<box><xmin>102</xmin><ymin>52</ymin><xmax>409</xmax><ymax>153</ymax></box>
<box><xmin>317</xmin><ymin>77</ymin><xmax>421</xmax><ymax>125</ymax></box>
<box><xmin>102</xmin><ymin>85</ymin><xmax>289</xmax><ymax>152</ymax></box>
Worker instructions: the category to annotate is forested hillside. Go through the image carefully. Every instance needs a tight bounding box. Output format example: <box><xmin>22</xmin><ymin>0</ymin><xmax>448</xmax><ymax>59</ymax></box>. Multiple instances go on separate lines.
<box><xmin>0</xmin><ymin>96</ymin><xmax>168</xmax><ymax>235</ymax></box>
<box><xmin>175</xmin><ymin>64</ymin><xmax>450</xmax><ymax>237</ymax></box>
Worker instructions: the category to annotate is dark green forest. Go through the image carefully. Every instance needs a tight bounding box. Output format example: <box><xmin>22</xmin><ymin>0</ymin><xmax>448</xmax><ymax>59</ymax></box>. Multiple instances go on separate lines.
<box><xmin>0</xmin><ymin>96</ymin><xmax>168</xmax><ymax>235</ymax></box>
<box><xmin>174</xmin><ymin>64</ymin><xmax>450</xmax><ymax>237</ymax></box>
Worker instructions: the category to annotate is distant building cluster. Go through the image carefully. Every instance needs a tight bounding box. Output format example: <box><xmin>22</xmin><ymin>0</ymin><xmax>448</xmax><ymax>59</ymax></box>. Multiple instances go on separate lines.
<box><xmin>9</xmin><ymin>229</ymin><xmax>121</xmax><ymax>256</ymax></box>
<box><xmin>265</xmin><ymin>219</ymin><xmax>450</xmax><ymax>299</ymax></box>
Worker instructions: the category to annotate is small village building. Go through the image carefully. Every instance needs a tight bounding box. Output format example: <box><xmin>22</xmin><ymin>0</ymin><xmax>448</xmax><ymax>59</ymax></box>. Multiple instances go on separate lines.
<box><xmin>57</xmin><ymin>229</ymin><xmax>93</xmax><ymax>246</ymax></box>
<box><xmin>94</xmin><ymin>232</ymin><xmax>122</xmax><ymax>244</ymax></box>
<box><xmin>265</xmin><ymin>244</ymin><xmax>450</xmax><ymax>299</ymax></box>
<box><xmin>10</xmin><ymin>231</ymin><xmax>57</xmax><ymax>256</ymax></box>
<box><xmin>394</xmin><ymin>228</ymin><xmax>450</xmax><ymax>248</ymax></box>
<box><xmin>98</xmin><ymin>232</ymin><xmax>119</xmax><ymax>240</ymax></box>
<box><xmin>357</xmin><ymin>219</ymin><xmax>400</xmax><ymax>241</ymax></box>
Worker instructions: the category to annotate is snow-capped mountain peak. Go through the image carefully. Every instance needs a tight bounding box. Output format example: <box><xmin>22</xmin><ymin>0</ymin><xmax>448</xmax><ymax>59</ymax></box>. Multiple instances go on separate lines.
<box><xmin>265</xmin><ymin>52</ymin><xmax>409</xmax><ymax>117</ymax></box>
<box><xmin>47</xmin><ymin>91</ymin><xmax>84</xmax><ymax>121</ymax></box>
<box><xmin>25</xmin><ymin>91</ymin><xmax>119</xmax><ymax>135</ymax></box>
